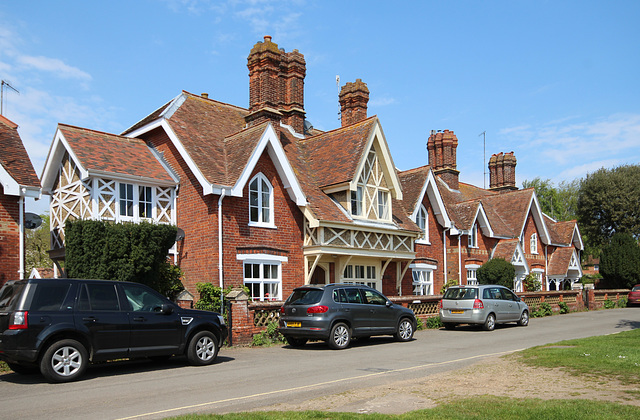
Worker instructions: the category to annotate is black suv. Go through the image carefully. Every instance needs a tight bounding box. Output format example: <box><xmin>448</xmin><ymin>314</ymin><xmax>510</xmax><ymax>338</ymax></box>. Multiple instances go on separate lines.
<box><xmin>0</xmin><ymin>278</ymin><xmax>227</xmax><ymax>382</ymax></box>
<box><xmin>279</xmin><ymin>284</ymin><xmax>416</xmax><ymax>349</ymax></box>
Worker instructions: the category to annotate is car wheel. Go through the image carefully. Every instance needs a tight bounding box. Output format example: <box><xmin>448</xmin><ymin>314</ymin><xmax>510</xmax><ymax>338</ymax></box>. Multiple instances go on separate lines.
<box><xmin>285</xmin><ymin>337</ymin><xmax>308</xmax><ymax>348</ymax></box>
<box><xmin>327</xmin><ymin>322</ymin><xmax>351</xmax><ymax>350</ymax></box>
<box><xmin>187</xmin><ymin>331</ymin><xmax>219</xmax><ymax>365</ymax></box>
<box><xmin>518</xmin><ymin>310</ymin><xmax>529</xmax><ymax>326</ymax></box>
<box><xmin>39</xmin><ymin>339</ymin><xmax>88</xmax><ymax>383</ymax></box>
<box><xmin>443</xmin><ymin>323</ymin><xmax>456</xmax><ymax>330</ymax></box>
<box><xmin>394</xmin><ymin>318</ymin><xmax>414</xmax><ymax>341</ymax></box>
<box><xmin>483</xmin><ymin>313</ymin><xmax>496</xmax><ymax>331</ymax></box>
<box><xmin>7</xmin><ymin>362</ymin><xmax>39</xmax><ymax>375</ymax></box>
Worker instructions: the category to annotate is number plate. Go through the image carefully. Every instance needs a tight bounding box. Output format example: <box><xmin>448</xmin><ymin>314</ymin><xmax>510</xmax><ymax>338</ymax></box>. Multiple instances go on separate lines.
<box><xmin>450</xmin><ymin>310</ymin><xmax>464</xmax><ymax>314</ymax></box>
<box><xmin>286</xmin><ymin>322</ymin><xmax>301</xmax><ymax>328</ymax></box>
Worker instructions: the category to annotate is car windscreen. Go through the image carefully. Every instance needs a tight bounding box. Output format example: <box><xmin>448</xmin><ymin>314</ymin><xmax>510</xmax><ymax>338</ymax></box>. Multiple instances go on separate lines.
<box><xmin>443</xmin><ymin>288</ymin><xmax>478</xmax><ymax>300</ymax></box>
<box><xmin>286</xmin><ymin>289</ymin><xmax>324</xmax><ymax>305</ymax></box>
<box><xmin>0</xmin><ymin>282</ymin><xmax>26</xmax><ymax>310</ymax></box>
<box><xmin>633</xmin><ymin>286</ymin><xmax>640</xmax><ymax>292</ymax></box>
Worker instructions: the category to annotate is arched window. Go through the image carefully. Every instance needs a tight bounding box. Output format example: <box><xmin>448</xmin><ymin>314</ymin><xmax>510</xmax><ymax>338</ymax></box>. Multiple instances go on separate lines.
<box><xmin>249</xmin><ymin>173</ymin><xmax>273</xmax><ymax>227</ymax></box>
<box><xmin>416</xmin><ymin>205</ymin><xmax>429</xmax><ymax>244</ymax></box>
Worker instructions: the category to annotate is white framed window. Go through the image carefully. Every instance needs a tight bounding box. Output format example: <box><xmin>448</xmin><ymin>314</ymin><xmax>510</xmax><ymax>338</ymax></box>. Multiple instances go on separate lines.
<box><xmin>237</xmin><ymin>253</ymin><xmax>287</xmax><ymax>301</ymax></box>
<box><xmin>377</xmin><ymin>190</ymin><xmax>389</xmax><ymax>220</ymax></box>
<box><xmin>530</xmin><ymin>233</ymin><xmax>538</xmax><ymax>254</ymax></box>
<box><xmin>343</xmin><ymin>262</ymin><xmax>378</xmax><ymax>290</ymax></box>
<box><xmin>410</xmin><ymin>264</ymin><xmax>435</xmax><ymax>295</ymax></box>
<box><xmin>416</xmin><ymin>205</ymin><xmax>429</xmax><ymax>244</ymax></box>
<box><xmin>249</xmin><ymin>173</ymin><xmax>274</xmax><ymax>227</ymax></box>
<box><xmin>466</xmin><ymin>264</ymin><xmax>480</xmax><ymax>285</ymax></box>
<box><xmin>139</xmin><ymin>186</ymin><xmax>153</xmax><ymax>219</ymax></box>
<box><xmin>351</xmin><ymin>186</ymin><xmax>363</xmax><ymax>216</ymax></box>
<box><xmin>468</xmin><ymin>223</ymin><xmax>478</xmax><ymax>248</ymax></box>
<box><xmin>119</xmin><ymin>183</ymin><xmax>134</xmax><ymax>218</ymax></box>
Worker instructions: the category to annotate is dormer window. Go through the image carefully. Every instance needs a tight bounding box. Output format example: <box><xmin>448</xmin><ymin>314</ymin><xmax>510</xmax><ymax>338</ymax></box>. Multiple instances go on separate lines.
<box><xmin>468</xmin><ymin>223</ymin><xmax>478</xmax><ymax>248</ymax></box>
<box><xmin>351</xmin><ymin>186</ymin><xmax>363</xmax><ymax>216</ymax></box>
<box><xmin>249</xmin><ymin>173</ymin><xmax>274</xmax><ymax>227</ymax></box>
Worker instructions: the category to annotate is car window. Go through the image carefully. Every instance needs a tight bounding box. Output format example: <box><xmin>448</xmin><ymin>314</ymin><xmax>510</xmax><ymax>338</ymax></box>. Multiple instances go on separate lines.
<box><xmin>500</xmin><ymin>288</ymin><xmax>517</xmax><ymax>301</ymax></box>
<box><xmin>30</xmin><ymin>283</ymin><xmax>73</xmax><ymax>311</ymax></box>
<box><xmin>362</xmin><ymin>289</ymin><xmax>387</xmax><ymax>305</ymax></box>
<box><xmin>333</xmin><ymin>288</ymin><xmax>348</xmax><ymax>303</ymax></box>
<box><xmin>122</xmin><ymin>284</ymin><xmax>165</xmax><ymax>312</ymax></box>
<box><xmin>345</xmin><ymin>288</ymin><xmax>363</xmax><ymax>304</ymax></box>
<box><xmin>633</xmin><ymin>286</ymin><xmax>640</xmax><ymax>292</ymax></box>
<box><xmin>483</xmin><ymin>287</ymin><xmax>503</xmax><ymax>300</ymax></box>
<box><xmin>287</xmin><ymin>289</ymin><xmax>324</xmax><ymax>305</ymax></box>
<box><xmin>78</xmin><ymin>283</ymin><xmax>120</xmax><ymax>311</ymax></box>
<box><xmin>0</xmin><ymin>282</ymin><xmax>26</xmax><ymax>310</ymax></box>
<box><xmin>443</xmin><ymin>288</ymin><xmax>477</xmax><ymax>300</ymax></box>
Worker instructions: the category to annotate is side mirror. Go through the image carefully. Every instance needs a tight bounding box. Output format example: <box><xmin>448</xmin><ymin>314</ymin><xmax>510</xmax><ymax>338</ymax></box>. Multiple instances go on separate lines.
<box><xmin>386</xmin><ymin>301</ymin><xmax>392</xmax><ymax>308</ymax></box>
<box><xmin>160</xmin><ymin>303</ymin><xmax>174</xmax><ymax>314</ymax></box>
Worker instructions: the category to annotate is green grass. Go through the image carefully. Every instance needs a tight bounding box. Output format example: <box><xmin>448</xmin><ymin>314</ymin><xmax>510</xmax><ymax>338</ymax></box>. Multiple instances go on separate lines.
<box><xmin>515</xmin><ymin>329</ymin><xmax>640</xmax><ymax>384</ymax></box>
<box><xmin>168</xmin><ymin>398</ymin><xmax>640</xmax><ymax>419</ymax></box>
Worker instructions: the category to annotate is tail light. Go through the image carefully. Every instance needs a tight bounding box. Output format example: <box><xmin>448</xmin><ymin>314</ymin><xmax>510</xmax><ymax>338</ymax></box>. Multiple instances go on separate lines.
<box><xmin>473</xmin><ymin>299</ymin><xmax>484</xmax><ymax>309</ymax></box>
<box><xmin>280</xmin><ymin>306</ymin><xmax>285</xmax><ymax>314</ymax></box>
<box><xmin>307</xmin><ymin>305</ymin><xmax>329</xmax><ymax>314</ymax></box>
<box><xmin>9</xmin><ymin>311</ymin><xmax>28</xmax><ymax>330</ymax></box>
<box><xmin>438</xmin><ymin>300</ymin><xmax>443</xmax><ymax>309</ymax></box>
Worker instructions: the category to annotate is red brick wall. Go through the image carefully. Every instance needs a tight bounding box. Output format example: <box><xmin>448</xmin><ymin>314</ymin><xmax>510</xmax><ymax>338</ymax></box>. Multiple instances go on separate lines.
<box><xmin>0</xmin><ymin>187</ymin><xmax>20</xmax><ymax>285</ymax></box>
<box><xmin>445</xmin><ymin>226</ymin><xmax>497</xmax><ymax>285</ymax></box>
<box><xmin>143</xmin><ymin>127</ymin><xmax>305</xmax><ymax>303</ymax></box>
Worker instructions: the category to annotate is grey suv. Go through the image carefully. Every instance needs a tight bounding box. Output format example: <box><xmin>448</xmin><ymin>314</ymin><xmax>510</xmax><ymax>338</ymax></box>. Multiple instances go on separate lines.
<box><xmin>439</xmin><ymin>284</ymin><xmax>529</xmax><ymax>331</ymax></box>
<box><xmin>279</xmin><ymin>284</ymin><xmax>416</xmax><ymax>349</ymax></box>
<box><xmin>0</xmin><ymin>278</ymin><xmax>227</xmax><ymax>382</ymax></box>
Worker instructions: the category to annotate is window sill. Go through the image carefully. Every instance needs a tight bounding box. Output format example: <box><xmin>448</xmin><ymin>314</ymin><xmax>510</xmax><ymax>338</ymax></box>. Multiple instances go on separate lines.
<box><xmin>248</xmin><ymin>222</ymin><xmax>277</xmax><ymax>229</ymax></box>
<box><xmin>416</xmin><ymin>239</ymin><xmax>431</xmax><ymax>245</ymax></box>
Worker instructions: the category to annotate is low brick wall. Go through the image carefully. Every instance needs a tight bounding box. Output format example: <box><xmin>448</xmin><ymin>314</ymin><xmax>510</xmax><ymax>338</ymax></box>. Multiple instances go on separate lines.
<box><xmin>588</xmin><ymin>289</ymin><xmax>629</xmax><ymax>310</ymax></box>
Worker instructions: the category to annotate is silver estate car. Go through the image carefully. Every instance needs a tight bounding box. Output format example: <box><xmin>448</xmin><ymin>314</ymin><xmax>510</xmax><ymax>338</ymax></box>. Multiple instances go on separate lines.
<box><xmin>439</xmin><ymin>285</ymin><xmax>529</xmax><ymax>331</ymax></box>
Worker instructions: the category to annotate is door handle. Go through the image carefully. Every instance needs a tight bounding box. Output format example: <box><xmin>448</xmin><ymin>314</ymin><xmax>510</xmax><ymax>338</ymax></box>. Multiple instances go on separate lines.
<box><xmin>82</xmin><ymin>317</ymin><xmax>97</xmax><ymax>322</ymax></box>
<box><xmin>133</xmin><ymin>317</ymin><xmax>146</xmax><ymax>322</ymax></box>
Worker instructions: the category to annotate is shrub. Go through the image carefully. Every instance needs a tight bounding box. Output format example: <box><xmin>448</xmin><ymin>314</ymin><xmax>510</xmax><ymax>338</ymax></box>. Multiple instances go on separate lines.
<box><xmin>426</xmin><ymin>316</ymin><xmax>443</xmax><ymax>329</ymax></box>
<box><xmin>558</xmin><ymin>301</ymin><xmax>569</xmax><ymax>314</ymax></box>
<box><xmin>415</xmin><ymin>317</ymin><xmax>425</xmax><ymax>330</ymax></box>
<box><xmin>618</xmin><ymin>296</ymin><xmax>628</xmax><ymax>308</ymax></box>
<box><xmin>600</xmin><ymin>232</ymin><xmax>640</xmax><ymax>289</ymax></box>
<box><xmin>477</xmin><ymin>258</ymin><xmax>516</xmax><ymax>288</ymax></box>
<box><xmin>252</xmin><ymin>321</ymin><xmax>285</xmax><ymax>346</ymax></box>
<box><xmin>440</xmin><ymin>278</ymin><xmax>458</xmax><ymax>294</ymax></box>
<box><xmin>603</xmin><ymin>299</ymin><xmax>616</xmax><ymax>309</ymax></box>
<box><xmin>532</xmin><ymin>302</ymin><xmax>553</xmax><ymax>317</ymax></box>
<box><xmin>523</xmin><ymin>273</ymin><xmax>542</xmax><ymax>292</ymax></box>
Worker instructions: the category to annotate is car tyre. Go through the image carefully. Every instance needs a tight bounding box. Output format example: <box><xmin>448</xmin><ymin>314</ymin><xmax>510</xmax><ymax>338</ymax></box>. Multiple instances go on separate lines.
<box><xmin>285</xmin><ymin>337</ymin><xmax>308</xmax><ymax>348</ymax></box>
<box><xmin>7</xmin><ymin>362</ymin><xmax>39</xmax><ymax>375</ymax></box>
<box><xmin>394</xmin><ymin>318</ymin><xmax>414</xmax><ymax>341</ymax></box>
<box><xmin>328</xmin><ymin>322</ymin><xmax>351</xmax><ymax>350</ymax></box>
<box><xmin>518</xmin><ymin>310</ymin><xmax>529</xmax><ymax>326</ymax></box>
<box><xmin>443</xmin><ymin>323</ymin><xmax>456</xmax><ymax>330</ymax></box>
<box><xmin>187</xmin><ymin>331</ymin><xmax>219</xmax><ymax>365</ymax></box>
<box><xmin>40</xmin><ymin>339</ymin><xmax>88</xmax><ymax>383</ymax></box>
<box><xmin>483</xmin><ymin>313</ymin><xmax>496</xmax><ymax>331</ymax></box>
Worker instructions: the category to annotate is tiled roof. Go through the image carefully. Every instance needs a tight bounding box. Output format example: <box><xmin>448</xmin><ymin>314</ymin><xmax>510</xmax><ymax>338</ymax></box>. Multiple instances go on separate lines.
<box><xmin>479</xmin><ymin>189</ymin><xmax>534</xmax><ymax>238</ymax></box>
<box><xmin>58</xmin><ymin>124</ymin><xmax>176</xmax><ymax>183</ymax></box>
<box><xmin>545</xmin><ymin>217</ymin><xmax>577</xmax><ymax>246</ymax></box>
<box><xmin>397</xmin><ymin>165</ymin><xmax>430</xmax><ymax>213</ymax></box>
<box><xmin>492</xmin><ymin>239</ymin><xmax>518</xmax><ymax>261</ymax></box>
<box><xmin>299</xmin><ymin>116</ymin><xmax>376</xmax><ymax>188</ymax></box>
<box><xmin>547</xmin><ymin>247</ymin><xmax>575</xmax><ymax>276</ymax></box>
<box><xmin>0</xmin><ymin>115</ymin><xmax>40</xmax><ymax>188</ymax></box>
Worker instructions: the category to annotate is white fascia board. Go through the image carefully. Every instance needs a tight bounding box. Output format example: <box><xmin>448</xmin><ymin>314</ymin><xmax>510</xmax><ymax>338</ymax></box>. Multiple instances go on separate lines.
<box><xmin>512</xmin><ymin>241</ymin><xmax>530</xmax><ymax>274</ymax></box>
<box><xmin>410</xmin><ymin>168</ymin><xmax>452</xmax><ymax>229</ymax></box>
<box><xmin>573</xmin><ymin>225</ymin><xmax>584</xmax><ymax>250</ymax></box>
<box><xmin>473</xmin><ymin>204</ymin><xmax>494</xmax><ymax>237</ymax></box>
<box><xmin>40</xmin><ymin>129</ymin><xmax>89</xmax><ymax>193</ymax></box>
<box><xmin>0</xmin><ymin>165</ymin><xmax>20</xmax><ymax>196</ymax></box>
<box><xmin>519</xmin><ymin>193</ymin><xmax>550</xmax><ymax>244</ymax></box>
<box><xmin>351</xmin><ymin>119</ymin><xmax>403</xmax><ymax>200</ymax></box>
<box><xmin>125</xmin><ymin>118</ymin><xmax>223</xmax><ymax>196</ymax></box>
<box><xmin>231</xmin><ymin>123</ymin><xmax>307</xmax><ymax>206</ymax></box>
<box><xmin>86</xmin><ymin>169</ymin><xmax>178</xmax><ymax>187</ymax></box>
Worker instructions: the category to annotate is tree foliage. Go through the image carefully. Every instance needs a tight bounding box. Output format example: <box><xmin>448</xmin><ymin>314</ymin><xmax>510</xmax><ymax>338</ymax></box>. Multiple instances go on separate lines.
<box><xmin>65</xmin><ymin>219</ymin><xmax>183</xmax><ymax>298</ymax></box>
<box><xmin>25</xmin><ymin>214</ymin><xmax>54</xmax><ymax>277</ymax></box>
<box><xmin>599</xmin><ymin>232</ymin><xmax>640</xmax><ymax>289</ymax></box>
<box><xmin>476</xmin><ymin>258</ymin><xmax>516</xmax><ymax>288</ymax></box>
<box><xmin>577</xmin><ymin>165</ymin><xmax>640</xmax><ymax>251</ymax></box>
<box><xmin>522</xmin><ymin>177</ymin><xmax>579</xmax><ymax>222</ymax></box>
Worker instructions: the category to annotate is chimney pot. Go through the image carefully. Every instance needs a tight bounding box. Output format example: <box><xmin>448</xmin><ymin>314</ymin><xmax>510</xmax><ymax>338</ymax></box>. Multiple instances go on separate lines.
<box><xmin>201</xmin><ymin>93</ymin><xmax>209</xmax><ymax>99</ymax></box>
<box><xmin>264</xmin><ymin>35</ymin><xmax>272</xmax><ymax>42</ymax></box>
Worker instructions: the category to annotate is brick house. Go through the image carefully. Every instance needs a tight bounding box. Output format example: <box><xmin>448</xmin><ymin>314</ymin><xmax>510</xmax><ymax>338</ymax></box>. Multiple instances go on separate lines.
<box><xmin>40</xmin><ymin>36</ymin><xmax>582</xmax><ymax>311</ymax></box>
<box><xmin>0</xmin><ymin>115</ymin><xmax>42</xmax><ymax>284</ymax></box>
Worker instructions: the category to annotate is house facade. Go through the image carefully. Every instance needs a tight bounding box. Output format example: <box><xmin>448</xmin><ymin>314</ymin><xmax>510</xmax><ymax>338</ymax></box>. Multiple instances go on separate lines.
<box><xmin>0</xmin><ymin>115</ymin><xmax>42</xmax><ymax>284</ymax></box>
<box><xmin>41</xmin><ymin>36</ymin><xmax>583</xmax><ymax>308</ymax></box>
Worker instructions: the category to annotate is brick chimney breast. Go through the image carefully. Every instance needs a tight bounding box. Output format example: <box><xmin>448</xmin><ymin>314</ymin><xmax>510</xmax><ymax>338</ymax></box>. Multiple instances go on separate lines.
<box><xmin>488</xmin><ymin>151</ymin><xmax>518</xmax><ymax>192</ymax></box>
<box><xmin>427</xmin><ymin>130</ymin><xmax>460</xmax><ymax>190</ymax></box>
<box><xmin>339</xmin><ymin>79</ymin><xmax>369</xmax><ymax>127</ymax></box>
<box><xmin>246</xmin><ymin>36</ymin><xmax>306</xmax><ymax>133</ymax></box>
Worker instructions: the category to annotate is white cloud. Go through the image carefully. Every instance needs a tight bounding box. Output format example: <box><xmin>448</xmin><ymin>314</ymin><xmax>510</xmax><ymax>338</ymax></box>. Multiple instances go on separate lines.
<box><xmin>369</xmin><ymin>97</ymin><xmax>396</xmax><ymax>107</ymax></box>
<box><xmin>16</xmin><ymin>55</ymin><xmax>92</xmax><ymax>82</ymax></box>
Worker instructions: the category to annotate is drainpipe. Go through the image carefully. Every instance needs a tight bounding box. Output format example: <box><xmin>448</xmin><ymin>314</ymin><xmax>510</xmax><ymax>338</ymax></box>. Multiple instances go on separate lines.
<box><xmin>18</xmin><ymin>194</ymin><xmax>24</xmax><ymax>279</ymax></box>
<box><xmin>458</xmin><ymin>234</ymin><xmax>462</xmax><ymax>285</ymax></box>
<box><xmin>218</xmin><ymin>189</ymin><xmax>226</xmax><ymax>317</ymax></box>
<box><xmin>545</xmin><ymin>244</ymin><xmax>548</xmax><ymax>291</ymax></box>
<box><xmin>443</xmin><ymin>228</ymin><xmax>448</xmax><ymax>290</ymax></box>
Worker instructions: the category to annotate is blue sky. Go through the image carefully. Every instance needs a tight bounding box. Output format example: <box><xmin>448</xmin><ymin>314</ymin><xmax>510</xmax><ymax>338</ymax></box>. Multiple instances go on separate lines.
<box><xmin>2</xmin><ymin>0</ymin><xmax>639</xmax><ymax>215</ymax></box>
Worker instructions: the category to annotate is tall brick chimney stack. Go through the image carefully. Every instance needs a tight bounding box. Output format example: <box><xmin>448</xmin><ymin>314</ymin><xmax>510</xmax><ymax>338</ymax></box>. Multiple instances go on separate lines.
<box><xmin>488</xmin><ymin>152</ymin><xmax>518</xmax><ymax>192</ymax></box>
<box><xmin>427</xmin><ymin>130</ymin><xmax>460</xmax><ymax>190</ymax></box>
<box><xmin>246</xmin><ymin>36</ymin><xmax>306</xmax><ymax>133</ymax></box>
<box><xmin>339</xmin><ymin>79</ymin><xmax>369</xmax><ymax>127</ymax></box>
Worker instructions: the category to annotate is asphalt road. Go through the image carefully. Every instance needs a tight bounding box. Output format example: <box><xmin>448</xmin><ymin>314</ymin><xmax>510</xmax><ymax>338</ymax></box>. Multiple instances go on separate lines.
<box><xmin>1</xmin><ymin>308</ymin><xmax>639</xmax><ymax>420</ymax></box>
